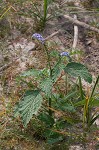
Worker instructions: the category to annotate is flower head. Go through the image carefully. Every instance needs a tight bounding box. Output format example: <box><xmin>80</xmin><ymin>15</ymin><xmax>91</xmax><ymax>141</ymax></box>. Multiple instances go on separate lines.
<box><xmin>32</xmin><ymin>33</ymin><xmax>45</xmax><ymax>44</ymax></box>
<box><xmin>60</xmin><ymin>52</ymin><xmax>69</xmax><ymax>56</ymax></box>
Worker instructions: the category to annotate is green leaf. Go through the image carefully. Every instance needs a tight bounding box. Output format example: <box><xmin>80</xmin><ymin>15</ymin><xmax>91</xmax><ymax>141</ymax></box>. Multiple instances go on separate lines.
<box><xmin>20</xmin><ymin>69</ymin><xmax>40</xmax><ymax>77</ymax></box>
<box><xmin>50</xmin><ymin>50</ymin><xmax>59</xmax><ymax>58</ymax></box>
<box><xmin>39</xmin><ymin>68</ymin><xmax>50</xmax><ymax>77</ymax></box>
<box><xmin>45</xmin><ymin>130</ymin><xmax>63</xmax><ymax>144</ymax></box>
<box><xmin>14</xmin><ymin>90</ymin><xmax>43</xmax><ymax>127</ymax></box>
<box><xmin>64</xmin><ymin>62</ymin><xmax>92</xmax><ymax>83</ymax></box>
<box><xmin>58</xmin><ymin>102</ymin><xmax>75</xmax><ymax>112</ymax></box>
<box><xmin>47</xmin><ymin>0</ymin><xmax>53</xmax><ymax>5</ymax></box>
<box><xmin>40</xmin><ymin>78</ymin><xmax>53</xmax><ymax>97</ymax></box>
<box><xmin>14</xmin><ymin>103</ymin><xmax>20</xmax><ymax>117</ymax></box>
<box><xmin>20</xmin><ymin>68</ymin><xmax>50</xmax><ymax>79</ymax></box>
<box><xmin>74</xmin><ymin>100</ymin><xmax>85</xmax><ymax>107</ymax></box>
<box><xmin>90</xmin><ymin>75</ymin><xmax>99</xmax><ymax>99</ymax></box>
<box><xmin>52</xmin><ymin>63</ymin><xmax>64</xmax><ymax>82</ymax></box>
<box><xmin>56</xmin><ymin>120</ymin><xmax>72</xmax><ymax>129</ymax></box>
<box><xmin>75</xmin><ymin>98</ymin><xmax>99</xmax><ymax>107</ymax></box>
<box><xmin>16</xmin><ymin>76</ymin><xmax>35</xmax><ymax>88</ymax></box>
<box><xmin>47</xmin><ymin>136</ymin><xmax>63</xmax><ymax>144</ymax></box>
<box><xmin>38</xmin><ymin>113</ymin><xmax>54</xmax><ymax>127</ymax></box>
<box><xmin>90</xmin><ymin>99</ymin><xmax>99</xmax><ymax>107</ymax></box>
<box><xmin>63</xmin><ymin>91</ymin><xmax>78</xmax><ymax>101</ymax></box>
<box><xmin>70</xmin><ymin>50</ymin><xmax>82</xmax><ymax>56</ymax></box>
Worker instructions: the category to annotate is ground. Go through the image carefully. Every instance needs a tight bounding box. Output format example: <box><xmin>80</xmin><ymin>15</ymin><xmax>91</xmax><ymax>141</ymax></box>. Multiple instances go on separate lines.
<box><xmin>0</xmin><ymin>0</ymin><xmax>99</xmax><ymax>149</ymax></box>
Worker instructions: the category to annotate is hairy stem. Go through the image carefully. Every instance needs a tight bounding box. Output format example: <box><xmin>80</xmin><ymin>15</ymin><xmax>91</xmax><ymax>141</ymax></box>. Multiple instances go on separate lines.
<box><xmin>44</xmin><ymin>44</ymin><xmax>52</xmax><ymax>116</ymax></box>
<box><xmin>44</xmin><ymin>44</ymin><xmax>52</xmax><ymax>77</ymax></box>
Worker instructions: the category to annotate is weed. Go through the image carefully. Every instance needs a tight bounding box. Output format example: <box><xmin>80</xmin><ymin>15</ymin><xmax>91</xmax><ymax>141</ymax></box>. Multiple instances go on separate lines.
<box><xmin>13</xmin><ymin>33</ymin><xmax>99</xmax><ymax>144</ymax></box>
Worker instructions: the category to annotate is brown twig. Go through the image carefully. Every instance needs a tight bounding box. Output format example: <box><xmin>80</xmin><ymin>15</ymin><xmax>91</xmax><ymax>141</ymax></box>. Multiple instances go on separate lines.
<box><xmin>45</xmin><ymin>14</ymin><xmax>99</xmax><ymax>41</ymax></box>
<box><xmin>0</xmin><ymin>63</ymin><xmax>12</xmax><ymax>72</ymax></box>
<box><xmin>72</xmin><ymin>14</ymin><xmax>79</xmax><ymax>59</ymax></box>
<box><xmin>72</xmin><ymin>15</ymin><xmax>78</xmax><ymax>50</ymax></box>
<box><xmin>63</xmin><ymin>14</ymin><xmax>99</xmax><ymax>34</ymax></box>
<box><xmin>45</xmin><ymin>30</ymin><xmax>61</xmax><ymax>40</ymax></box>
<box><xmin>44</xmin><ymin>14</ymin><xmax>99</xmax><ymax>42</ymax></box>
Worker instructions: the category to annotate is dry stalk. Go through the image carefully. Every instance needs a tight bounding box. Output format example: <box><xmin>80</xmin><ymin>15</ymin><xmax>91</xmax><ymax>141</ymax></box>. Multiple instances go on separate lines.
<box><xmin>72</xmin><ymin>14</ymin><xmax>79</xmax><ymax>59</ymax></box>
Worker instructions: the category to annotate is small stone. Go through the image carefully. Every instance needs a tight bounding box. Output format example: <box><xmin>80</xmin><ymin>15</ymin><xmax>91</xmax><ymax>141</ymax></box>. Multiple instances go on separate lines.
<box><xmin>24</xmin><ymin>41</ymin><xmax>35</xmax><ymax>51</ymax></box>
<box><xmin>69</xmin><ymin>145</ymin><xmax>84</xmax><ymax>150</ymax></box>
<box><xmin>86</xmin><ymin>40</ymin><xmax>92</xmax><ymax>45</ymax></box>
<box><xmin>8</xmin><ymin>38</ymin><xmax>35</xmax><ymax>52</ymax></box>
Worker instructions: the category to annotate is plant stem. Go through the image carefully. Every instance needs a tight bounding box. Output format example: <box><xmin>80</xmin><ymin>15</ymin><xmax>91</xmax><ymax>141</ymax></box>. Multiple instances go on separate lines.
<box><xmin>44</xmin><ymin>44</ymin><xmax>52</xmax><ymax>77</ymax></box>
<box><xmin>83</xmin><ymin>74</ymin><xmax>99</xmax><ymax>131</ymax></box>
<box><xmin>90</xmin><ymin>75</ymin><xmax>99</xmax><ymax>99</ymax></box>
<box><xmin>79</xmin><ymin>76</ymin><xmax>86</xmax><ymax>130</ymax></box>
<box><xmin>44</xmin><ymin>44</ymin><xmax>52</xmax><ymax>116</ymax></box>
<box><xmin>49</xmin><ymin>97</ymin><xmax>52</xmax><ymax>116</ymax></box>
<box><xmin>43</xmin><ymin>0</ymin><xmax>48</xmax><ymax>26</ymax></box>
<box><xmin>0</xmin><ymin>5</ymin><xmax>12</xmax><ymax>20</ymax></box>
<box><xmin>78</xmin><ymin>76</ymin><xmax>83</xmax><ymax>100</ymax></box>
<box><xmin>65</xmin><ymin>74</ymin><xmax>68</xmax><ymax>95</ymax></box>
<box><xmin>87</xmin><ymin>75</ymin><xmax>99</xmax><ymax>128</ymax></box>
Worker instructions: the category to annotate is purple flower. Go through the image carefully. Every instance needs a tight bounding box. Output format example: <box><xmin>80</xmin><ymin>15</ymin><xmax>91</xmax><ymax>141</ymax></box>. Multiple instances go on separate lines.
<box><xmin>32</xmin><ymin>33</ymin><xmax>45</xmax><ymax>44</ymax></box>
<box><xmin>60</xmin><ymin>52</ymin><xmax>69</xmax><ymax>56</ymax></box>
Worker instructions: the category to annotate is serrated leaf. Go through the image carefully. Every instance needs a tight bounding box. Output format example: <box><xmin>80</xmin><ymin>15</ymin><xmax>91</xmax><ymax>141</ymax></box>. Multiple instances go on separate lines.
<box><xmin>56</xmin><ymin>120</ymin><xmax>72</xmax><ymax>129</ymax></box>
<box><xmin>14</xmin><ymin>90</ymin><xmax>43</xmax><ymax>127</ymax></box>
<box><xmin>14</xmin><ymin>103</ymin><xmax>20</xmax><ymax>117</ymax></box>
<box><xmin>38</xmin><ymin>113</ymin><xmax>54</xmax><ymax>127</ymax></box>
<box><xmin>20</xmin><ymin>69</ymin><xmax>40</xmax><ymax>77</ymax></box>
<box><xmin>62</xmin><ymin>104</ymin><xmax>75</xmax><ymax>112</ymax></box>
<box><xmin>44</xmin><ymin>130</ymin><xmax>63</xmax><ymax>144</ymax></box>
<box><xmin>58</xmin><ymin>102</ymin><xmax>75</xmax><ymax>112</ymax></box>
<box><xmin>64</xmin><ymin>62</ymin><xmax>92</xmax><ymax>83</ymax></box>
<box><xmin>47</xmin><ymin>136</ymin><xmax>63</xmax><ymax>144</ymax></box>
<box><xmin>40</xmin><ymin>78</ymin><xmax>53</xmax><ymax>97</ymax></box>
<box><xmin>63</xmin><ymin>91</ymin><xmax>78</xmax><ymax>101</ymax></box>
<box><xmin>39</xmin><ymin>68</ymin><xmax>50</xmax><ymax>77</ymax></box>
<box><xmin>50</xmin><ymin>50</ymin><xmax>59</xmax><ymax>58</ymax></box>
<box><xmin>52</xmin><ymin>63</ymin><xmax>64</xmax><ymax>82</ymax></box>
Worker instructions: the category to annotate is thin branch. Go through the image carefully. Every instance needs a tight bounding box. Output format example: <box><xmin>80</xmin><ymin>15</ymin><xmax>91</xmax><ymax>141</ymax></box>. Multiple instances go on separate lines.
<box><xmin>45</xmin><ymin>30</ymin><xmax>61</xmax><ymax>40</ymax></box>
<box><xmin>72</xmin><ymin>14</ymin><xmax>79</xmax><ymax>59</ymax></box>
<box><xmin>72</xmin><ymin>15</ymin><xmax>78</xmax><ymax>50</ymax></box>
<box><xmin>45</xmin><ymin>14</ymin><xmax>99</xmax><ymax>41</ymax></box>
<box><xmin>0</xmin><ymin>63</ymin><xmax>11</xmax><ymax>72</ymax></box>
<box><xmin>63</xmin><ymin>14</ymin><xmax>99</xmax><ymax>34</ymax></box>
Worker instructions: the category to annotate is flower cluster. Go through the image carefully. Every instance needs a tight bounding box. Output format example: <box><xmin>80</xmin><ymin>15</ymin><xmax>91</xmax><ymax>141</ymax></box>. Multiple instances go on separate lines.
<box><xmin>60</xmin><ymin>52</ymin><xmax>69</xmax><ymax>56</ymax></box>
<box><xmin>32</xmin><ymin>33</ymin><xmax>45</xmax><ymax>44</ymax></box>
